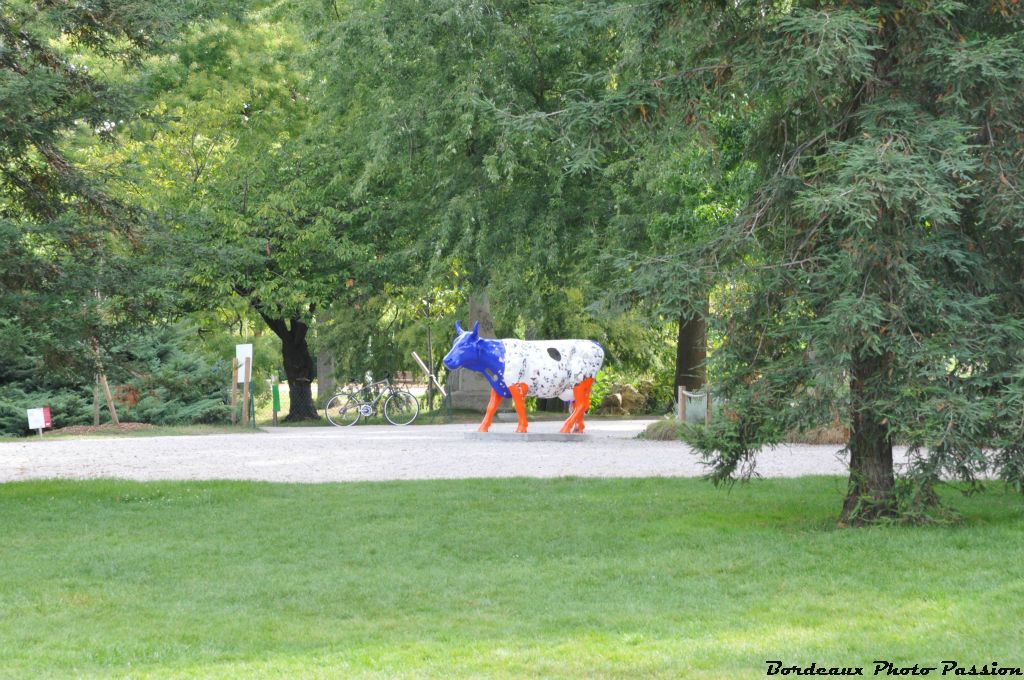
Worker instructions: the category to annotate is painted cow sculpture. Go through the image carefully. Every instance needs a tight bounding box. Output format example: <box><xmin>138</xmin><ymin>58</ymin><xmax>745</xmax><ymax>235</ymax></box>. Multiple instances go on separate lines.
<box><xmin>442</xmin><ymin>321</ymin><xmax>604</xmax><ymax>434</ymax></box>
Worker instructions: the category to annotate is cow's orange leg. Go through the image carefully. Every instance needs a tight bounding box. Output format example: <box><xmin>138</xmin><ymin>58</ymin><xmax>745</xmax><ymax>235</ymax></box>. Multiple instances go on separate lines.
<box><xmin>508</xmin><ymin>382</ymin><xmax>530</xmax><ymax>433</ymax></box>
<box><xmin>560</xmin><ymin>378</ymin><xmax>594</xmax><ymax>434</ymax></box>
<box><xmin>572</xmin><ymin>377</ymin><xmax>595</xmax><ymax>433</ymax></box>
<box><xmin>477</xmin><ymin>389</ymin><xmax>504</xmax><ymax>432</ymax></box>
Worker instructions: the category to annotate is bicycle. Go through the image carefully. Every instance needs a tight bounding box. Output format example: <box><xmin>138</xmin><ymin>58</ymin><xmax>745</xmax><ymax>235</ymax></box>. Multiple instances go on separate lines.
<box><xmin>324</xmin><ymin>376</ymin><xmax>420</xmax><ymax>426</ymax></box>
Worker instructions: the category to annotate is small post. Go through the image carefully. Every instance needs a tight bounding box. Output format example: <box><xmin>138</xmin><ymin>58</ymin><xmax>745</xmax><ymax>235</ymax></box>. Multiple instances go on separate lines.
<box><xmin>271</xmin><ymin>374</ymin><xmax>280</xmax><ymax>426</ymax></box>
<box><xmin>705</xmin><ymin>389</ymin><xmax>712</xmax><ymax>426</ymax></box>
<box><xmin>99</xmin><ymin>373</ymin><xmax>119</xmax><ymax>425</ymax></box>
<box><xmin>678</xmin><ymin>386</ymin><xmax>686</xmax><ymax>422</ymax></box>
<box><xmin>426</xmin><ymin>327</ymin><xmax>435</xmax><ymax>412</ymax></box>
<box><xmin>230</xmin><ymin>358</ymin><xmax>239</xmax><ymax>425</ymax></box>
<box><xmin>93</xmin><ymin>379</ymin><xmax>101</xmax><ymax>426</ymax></box>
<box><xmin>249</xmin><ymin>388</ymin><xmax>256</xmax><ymax>428</ymax></box>
<box><xmin>241</xmin><ymin>357</ymin><xmax>252</xmax><ymax>428</ymax></box>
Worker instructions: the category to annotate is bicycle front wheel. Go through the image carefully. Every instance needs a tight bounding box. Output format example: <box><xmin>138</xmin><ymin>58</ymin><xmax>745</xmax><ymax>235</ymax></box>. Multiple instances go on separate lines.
<box><xmin>384</xmin><ymin>391</ymin><xmax>419</xmax><ymax>426</ymax></box>
<box><xmin>325</xmin><ymin>393</ymin><xmax>361</xmax><ymax>427</ymax></box>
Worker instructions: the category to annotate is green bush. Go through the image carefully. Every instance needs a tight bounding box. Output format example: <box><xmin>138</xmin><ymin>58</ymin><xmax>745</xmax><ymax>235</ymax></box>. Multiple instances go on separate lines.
<box><xmin>0</xmin><ymin>386</ymin><xmax>94</xmax><ymax>436</ymax></box>
<box><xmin>113</xmin><ymin>325</ymin><xmax>232</xmax><ymax>425</ymax></box>
<box><xmin>0</xmin><ymin>322</ymin><xmax>233</xmax><ymax>436</ymax></box>
<box><xmin>642</xmin><ymin>418</ymin><xmax>688</xmax><ymax>441</ymax></box>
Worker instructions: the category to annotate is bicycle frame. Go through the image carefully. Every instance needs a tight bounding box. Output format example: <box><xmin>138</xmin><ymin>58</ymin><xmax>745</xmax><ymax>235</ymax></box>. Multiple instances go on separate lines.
<box><xmin>325</xmin><ymin>376</ymin><xmax>420</xmax><ymax>427</ymax></box>
<box><xmin>348</xmin><ymin>379</ymin><xmax>402</xmax><ymax>415</ymax></box>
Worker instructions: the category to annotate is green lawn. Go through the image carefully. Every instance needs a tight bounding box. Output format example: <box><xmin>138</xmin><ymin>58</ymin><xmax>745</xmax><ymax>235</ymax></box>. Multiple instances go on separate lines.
<box><xmin>0</xmin><ymin>478</ymin><xmax>1021</xmax><ymax>678</ymax></box>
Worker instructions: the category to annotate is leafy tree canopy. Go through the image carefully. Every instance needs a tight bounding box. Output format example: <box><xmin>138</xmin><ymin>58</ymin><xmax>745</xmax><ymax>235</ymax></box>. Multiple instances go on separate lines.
<box><xmin>551</xmin><ymin>0</ymin><xmax>1024</xmax><ymax>521</ymax></box>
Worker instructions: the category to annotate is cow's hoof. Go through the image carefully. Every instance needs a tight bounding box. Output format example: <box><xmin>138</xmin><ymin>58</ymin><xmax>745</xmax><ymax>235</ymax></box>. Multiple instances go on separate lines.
<box><xmin>477</xmin><ymin>426</ymin><xmax>490</xmax><ymax>433</ymax></box>
<box><xmin>515</xmin><ymin>427</ymin><xmax>528</xmax><ymax>434</ymax></box>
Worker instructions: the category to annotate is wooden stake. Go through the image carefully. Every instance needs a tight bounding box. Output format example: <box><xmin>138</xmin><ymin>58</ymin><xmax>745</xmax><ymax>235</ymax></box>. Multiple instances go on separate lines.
<box><xmin>412</xmin><ymin>351</ymin><xmax>446</xmax><ymax>397</ymax></box>
<box><xmin>705</xmin><ymin>389</ymin><xmax>712</xmax><ymax>426</ymax></box>
<box><xmin>230</xmin><ymin>358</ymin><xmax>239</xmax><ymax>425</ymax></box>
<box><xmin>99</xmin><ymin>373</ymin><xmax>119</xmax><ymax>425</ymax></box>
<box><xmin>241</xmin><ymin>357</ymin><xmax>252</xmax><ymax>427</ymax></box>
<box><xmin>678</xmin><ymin>386</ymin><xmax>685</xmax><ymax>422</ymax></box>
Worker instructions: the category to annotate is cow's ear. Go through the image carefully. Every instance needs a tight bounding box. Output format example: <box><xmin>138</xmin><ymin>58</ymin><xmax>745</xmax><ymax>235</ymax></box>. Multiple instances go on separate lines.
<box><xmin>471</xmin><ymin>320</ymin><xmax>480</xmax><ymax>338</ymax></box>
<box><xmin>455</xmin><ymin>320</ymin><xmax>463</xmax><ymax>334</ymax></box>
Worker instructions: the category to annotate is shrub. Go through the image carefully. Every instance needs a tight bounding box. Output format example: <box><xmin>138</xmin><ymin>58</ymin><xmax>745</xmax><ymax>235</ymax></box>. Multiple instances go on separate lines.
<box><xmin>0</xmin><ymin>322</ymin><xmax>233</xmax><ymax>436</ymax></box>
<box><xmin>642</xmin><ymin>418</ymin><xmax>688</xmax><ymax>441</ymax></box>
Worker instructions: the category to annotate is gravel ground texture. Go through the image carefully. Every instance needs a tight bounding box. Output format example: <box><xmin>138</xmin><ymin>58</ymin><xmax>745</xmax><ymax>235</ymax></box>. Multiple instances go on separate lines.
<box><xmin>0</xmin><ymin>419</ymin><xmax>910</xmax><ymax>483</ymax></box>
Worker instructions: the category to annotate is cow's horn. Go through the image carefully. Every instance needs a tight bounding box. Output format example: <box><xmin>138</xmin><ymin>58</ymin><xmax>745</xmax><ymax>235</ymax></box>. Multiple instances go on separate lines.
<box><xmin>471</xmin><ymin>320</ymin><xmax>480</xmax><ymax>336</ymax></box>
<box><xmin>455</xmin><ymin>320</ymin><xmax>464</xmax><ymax>333</ymax></box>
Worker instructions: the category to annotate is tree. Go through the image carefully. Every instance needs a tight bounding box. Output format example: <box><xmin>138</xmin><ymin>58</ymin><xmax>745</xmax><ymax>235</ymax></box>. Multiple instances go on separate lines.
<box><xmin>461</xmin><ymin>2</ymin><xmax>759</xmax><ymax>407</ymax></box>
<box><xmin>568</xmin><ymin>1</ymin><xmax>1024</xmax><ymax>522</ymax></box>
<box><xmin>602</xmin><ymin>114</ymin><xmax>755</xmax><ymax>396</ymax></box>
<box><xmin>100</xmin><ymin>4</ymin><xmax>351</xmax><ymax>420</ymax></box>
<box><xmin>302</xmin><ymin>0</ymin><xmax>622</xmax><ymax>355</ymax></box>
<box><xmin>1</xmin><ymin>0</ymin><xmax>222</xmax><ymax>387</ymax></box>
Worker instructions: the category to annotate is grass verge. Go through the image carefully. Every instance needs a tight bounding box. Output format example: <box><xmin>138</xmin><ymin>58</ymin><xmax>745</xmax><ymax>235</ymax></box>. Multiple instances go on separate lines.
<box><xmin>0</xmin><ymin>478</ymin><xmax>1021</xmax><ymax>678</ymax></box>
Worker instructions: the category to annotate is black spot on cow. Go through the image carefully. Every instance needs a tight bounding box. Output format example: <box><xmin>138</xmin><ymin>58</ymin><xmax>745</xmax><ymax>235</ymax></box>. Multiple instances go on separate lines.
<box><xmin>547</xmin><ymin>348</ymin><xmax>561</xmax><ymax>361</ymax></box>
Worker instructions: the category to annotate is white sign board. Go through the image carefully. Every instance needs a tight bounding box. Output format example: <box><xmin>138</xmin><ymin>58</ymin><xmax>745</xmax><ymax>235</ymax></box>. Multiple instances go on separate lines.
<box><xmin>235</xmin><ymin>344</ymin><xmax>253</xmax><ymax>383</ymax></box>
<box><xmin>27</xmin><ymin>408</ymin><xmax>45</xmax><ymax>430</ymax></box>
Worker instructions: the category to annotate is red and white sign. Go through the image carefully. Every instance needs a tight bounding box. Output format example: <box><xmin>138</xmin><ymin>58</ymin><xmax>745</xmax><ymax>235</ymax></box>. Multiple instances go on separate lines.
<box><xmin>27</xmin><ymin>407</ymin><xmax>52</xmax><ymax>430</ymax></box>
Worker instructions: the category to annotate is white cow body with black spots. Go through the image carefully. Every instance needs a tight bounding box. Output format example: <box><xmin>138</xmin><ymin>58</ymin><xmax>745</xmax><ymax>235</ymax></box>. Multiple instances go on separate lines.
<box><xmin>500</xmin><ymin>339</ymin><xmax>604</xmax><ymax>401</ymax></box>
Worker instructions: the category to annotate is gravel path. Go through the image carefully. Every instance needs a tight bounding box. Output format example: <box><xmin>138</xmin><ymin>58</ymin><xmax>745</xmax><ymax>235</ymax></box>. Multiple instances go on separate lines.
<box><xmin>0</xmin><ymin>420</ymin><xmax>903</xmax><ymax>483</ymax></box>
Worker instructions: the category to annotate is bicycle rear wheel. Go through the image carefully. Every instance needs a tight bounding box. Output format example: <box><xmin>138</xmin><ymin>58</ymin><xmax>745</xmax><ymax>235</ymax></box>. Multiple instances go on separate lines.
<box><xmin>325</xmin><ymin>393</ymin><xmax>361</xmax><ymax>427</ymax></box>
<box><xmin>383</xmin><ymin>391</ymin><xmax>419</xmax><ymax>426</ymax></box>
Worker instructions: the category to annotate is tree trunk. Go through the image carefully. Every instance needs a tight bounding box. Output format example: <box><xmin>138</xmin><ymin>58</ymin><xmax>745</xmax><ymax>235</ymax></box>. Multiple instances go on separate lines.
<box><xmin>840</xmin><ymin>348</ymin><xmax>896</xmax><ymax>524</ymax></box>
<box><xmin>468</xmin><ymin>287</ymin><xmax>496</xmax><ymax>338</ymax></box>
<box><xmin>674</xmin><ymin>299</ymin><xmax>708</xmax><ymax>393</ymax></box>
<box><xmin>260</xmin><ymin>314</ymin><xmax>320</xmax><ymax>421</ymax></box>
<box><xmin>93</xmin><ymin>379</ymin><xmax>101</xmax><ymax>426</ymax></box>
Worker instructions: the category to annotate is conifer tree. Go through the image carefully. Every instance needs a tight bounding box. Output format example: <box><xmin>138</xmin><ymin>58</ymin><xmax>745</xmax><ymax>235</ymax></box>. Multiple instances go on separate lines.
<box><xmin>557</xmin><ymin>1</ymin><xmax>1024</xmax><ymax>522</ymax></box>
<box><xmin>1</xmin><ymin>1</ymin><xmax>219</xmax><ymax>377</ymax></box>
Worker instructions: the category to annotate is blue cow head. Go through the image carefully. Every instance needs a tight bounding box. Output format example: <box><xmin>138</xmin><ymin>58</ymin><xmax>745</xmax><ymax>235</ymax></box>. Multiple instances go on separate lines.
<box><xmin>443</xmin><ymin>320</ymin><xmax>481</xmax><ymax>370</ymax></box>
<box><xmin>442</xmin><ymin>320</ymin><xmax>510</xmax><ymax>397</ymax></box>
